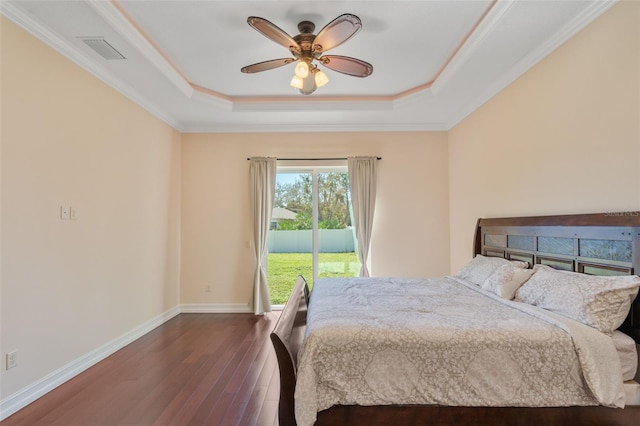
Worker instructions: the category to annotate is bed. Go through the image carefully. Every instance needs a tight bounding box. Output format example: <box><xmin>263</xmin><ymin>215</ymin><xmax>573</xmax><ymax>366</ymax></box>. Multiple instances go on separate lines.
<box><xmin>271</xmin><ymin>212</ymin><xmax>640</xmax><ymax>425</ymax></box>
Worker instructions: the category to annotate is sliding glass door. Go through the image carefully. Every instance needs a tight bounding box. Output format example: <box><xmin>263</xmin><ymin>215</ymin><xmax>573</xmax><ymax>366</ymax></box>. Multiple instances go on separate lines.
<box><xmin>267</xmin><ymin>165</ymin><xmax>360</xmax><ymax>306</ymax></box>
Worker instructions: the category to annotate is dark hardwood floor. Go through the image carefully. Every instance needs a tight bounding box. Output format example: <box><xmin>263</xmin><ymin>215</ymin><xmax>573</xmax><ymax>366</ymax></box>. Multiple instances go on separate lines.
<box><xmin>3</xmin><ymin>313</ymin><xmax>640</xmax><ymax>426</ymax></box>
<box><xmin>1</xmin><ymin>313</ymin><xmax>281</xmax><ymax>426</ymax></box>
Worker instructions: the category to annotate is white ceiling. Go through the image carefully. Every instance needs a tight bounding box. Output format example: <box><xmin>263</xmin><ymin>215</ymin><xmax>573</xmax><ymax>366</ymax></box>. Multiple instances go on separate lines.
<box><xmin>1</xmin><ymin>1</ymin><xmax>616</xmax><ymax>133</ymax></box>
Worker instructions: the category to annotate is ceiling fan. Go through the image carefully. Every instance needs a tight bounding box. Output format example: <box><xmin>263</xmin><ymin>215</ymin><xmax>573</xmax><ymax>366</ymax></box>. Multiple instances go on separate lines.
<box><xmin>240</xmin><ymin>14</ymin><xmax>373</xmax><ymax>95</ymax></box>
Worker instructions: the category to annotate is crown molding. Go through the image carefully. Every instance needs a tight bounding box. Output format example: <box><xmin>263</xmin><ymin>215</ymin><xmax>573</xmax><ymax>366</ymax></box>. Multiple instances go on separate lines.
<box><xmin>430</xmin><ymin>0</ymin><xmax>516</xmax><ymax>97</ymax></box>
<box><xmin>0</xmin><ymin>1</ymin><xmax>185</xmax><ymax>132</ymax></box>
<box><xmin>443</xmin><ymin>0</ymin><xmax>618</xmax><ymax>129</ymax></box>
<box><xmin>231</xmin><ymin>99</ymin><xmax>394</xmax><ymax>113</ymax></box>
<box><xmin>391</xmin><ymin>86</ymin><xmax>435</xmax><ymax>110</ymax></box>
<box><xmin>191</xmin><ymin>90</ymin><xmax>233</xmax><ymax>110</ymax></box>
<box><xmin>181</xmin><ymin>121</ymin><xmax>448</xmax><ymax>134</ymax></box>
<box><xmin>88</xmin><ymin>0</ymin><xmax>194</xmax><ymax>99</ymax></box>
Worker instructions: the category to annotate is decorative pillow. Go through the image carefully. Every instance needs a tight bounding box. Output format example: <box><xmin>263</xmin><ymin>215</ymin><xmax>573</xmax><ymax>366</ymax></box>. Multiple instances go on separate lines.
<box><xmin>482</xmin><ymin>264</ymin><xmax>534</xmax><ymax>300</ymax></box>
<box><xmin>455</xmin><ymin>255</ymin><xmax>529</xmax><ymax>286</ymax></box>
<box><xmin>515</xmin><ymin>264</ymin><xmax>640</xmax><ymax>334</ymax></box>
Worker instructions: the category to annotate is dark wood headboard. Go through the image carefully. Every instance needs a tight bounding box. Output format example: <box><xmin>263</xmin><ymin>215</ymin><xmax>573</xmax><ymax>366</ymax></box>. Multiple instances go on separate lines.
<box><xmin>474</xmin><ymin>212</ymin><xmax>640</xmax><ymax>341</ymax></box>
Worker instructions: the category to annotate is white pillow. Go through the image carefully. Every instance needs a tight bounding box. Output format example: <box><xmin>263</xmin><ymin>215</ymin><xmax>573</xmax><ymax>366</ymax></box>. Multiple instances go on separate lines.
<box><xmin>482</xmin><ymin>264</ymin><xmax>534</xmax><ymax>300</ymax></box>
<box><xmin>455</xmin><ymin>254</ymin><xmax>528</xmax><ymax>286</ymax></box>
<box><xmin>515</xmin><ymin>264</ymin><xmax>640</xmax><ymax>335</ymax></box>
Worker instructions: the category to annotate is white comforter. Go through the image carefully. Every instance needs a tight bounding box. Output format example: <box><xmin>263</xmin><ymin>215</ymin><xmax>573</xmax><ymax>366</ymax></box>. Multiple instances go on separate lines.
<box><xmin>294</xmin><ymin>276</ymin><xmax>625</xmax><ymax>426</ymax></box>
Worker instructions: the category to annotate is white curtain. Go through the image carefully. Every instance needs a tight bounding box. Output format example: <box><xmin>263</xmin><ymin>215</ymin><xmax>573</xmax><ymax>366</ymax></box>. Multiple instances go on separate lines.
<box><xmin>250</xmin><ymin>157</ymin><xmax>277</xmax><ymax>315</ymax></box>
<box><xmin>348</xmin><ymin>157</ymin><xmax>378</xmax><ymax>277</ymax></box>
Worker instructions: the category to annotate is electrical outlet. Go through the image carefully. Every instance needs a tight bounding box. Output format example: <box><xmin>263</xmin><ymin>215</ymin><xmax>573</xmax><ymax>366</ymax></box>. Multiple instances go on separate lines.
<box><xmin>6</xmin><ymin>351</ymin><xmax>17</xmax><ymax>370</ymax></box>
<box><xmin>70</xmin><ymin>206</ymin><xmax>78</xmax><ymax>220</ymax></box>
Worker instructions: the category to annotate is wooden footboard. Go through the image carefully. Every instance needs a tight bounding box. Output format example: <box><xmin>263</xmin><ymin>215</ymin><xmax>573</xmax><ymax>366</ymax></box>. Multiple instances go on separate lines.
<box><xmin>270</xmin><ymin>275</ymin><xmax>309</xmax><ymax>426</ymax></box>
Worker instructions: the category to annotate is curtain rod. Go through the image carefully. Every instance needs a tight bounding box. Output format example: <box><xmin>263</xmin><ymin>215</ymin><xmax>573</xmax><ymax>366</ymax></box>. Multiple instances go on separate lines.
<box><xmin>247</xmin><ymin>157</ymin><xmax>382</xmax><ymax>161</ymax></box>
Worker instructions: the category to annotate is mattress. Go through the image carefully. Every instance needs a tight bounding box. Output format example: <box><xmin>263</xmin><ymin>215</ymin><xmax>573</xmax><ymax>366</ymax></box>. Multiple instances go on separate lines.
<box><xmin>295</xmin><ymin>276</ymin><xmax>626</xmax><ymax>426</ymax></box>
<box><xmin>613</xmin><ymin>330</ymin><xmax>638</xmax><ymax>381</ymax></box>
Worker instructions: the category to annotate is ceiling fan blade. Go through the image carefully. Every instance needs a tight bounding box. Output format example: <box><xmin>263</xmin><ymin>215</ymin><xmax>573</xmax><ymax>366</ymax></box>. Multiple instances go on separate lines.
<box><xmin>319</xmin><ymin>55</ymin><xmax>373</xmax><ymax>77</ymax></box>
<box><xmin>312</xmin><ymin>14</ymin><xmax>362</xmax><ymax>53</ymax></box>
<box><xmin>241</xmin><ymin>58</ymin><xmax>295</xmax><ymax>73</ymax></box>
<box><xmin>247</xmin><ymin>16</ymin><xmax>301</xmax><ymax>55</ymax></box>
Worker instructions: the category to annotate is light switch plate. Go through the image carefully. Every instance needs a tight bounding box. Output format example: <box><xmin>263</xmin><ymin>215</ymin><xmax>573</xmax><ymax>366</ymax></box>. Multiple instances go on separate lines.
<box><xmin>6</xmin><ymin>351</ymin><xmax>17</xmax><ymax>370</ymax></box>
<box><xmin>60</xmin><ymin>206</ymin><xmax>70</xmax><ymax>220</ymax></box>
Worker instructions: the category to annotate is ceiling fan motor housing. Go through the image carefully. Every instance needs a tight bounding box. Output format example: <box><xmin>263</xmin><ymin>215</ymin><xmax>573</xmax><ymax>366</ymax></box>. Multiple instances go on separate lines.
<box><xmin>293</xmin><ymin>33</ymin><xmax>319</xmax><ymax>59</ymax></box>
<box><xmin>297</xmin><ymin>21</ymin><xmax>315</xmax><ymax>34</ymax></box>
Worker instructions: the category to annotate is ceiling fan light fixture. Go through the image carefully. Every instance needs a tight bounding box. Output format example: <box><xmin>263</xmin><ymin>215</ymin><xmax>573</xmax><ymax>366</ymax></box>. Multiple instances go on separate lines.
<box><xmin>294</xmin><ymin>61</ymin><xmax>309</xmax><ymax>78</ymax></box>
<box><xmin>314</xmin><ymin>70</ymin><xmax>329</xmax><ymax>88</ymax></box>
<box><xmin>290</xmin><ymin>75</ymin><xmax>304</xmax><ymax>90</ymax></box>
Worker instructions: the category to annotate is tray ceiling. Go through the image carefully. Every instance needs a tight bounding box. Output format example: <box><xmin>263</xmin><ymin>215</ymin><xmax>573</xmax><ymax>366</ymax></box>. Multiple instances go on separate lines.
<box><xmin>1</xmin><ymin>1</ymin><xmax>616</xmax><ymax>132</ymax></box>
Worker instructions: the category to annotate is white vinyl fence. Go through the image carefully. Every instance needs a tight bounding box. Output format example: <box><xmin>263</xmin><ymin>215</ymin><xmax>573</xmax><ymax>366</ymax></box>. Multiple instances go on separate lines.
<box><xmin>267</xmin><ymin>229</ymin><xmax>355</xmax><ymax>253</ymax></box>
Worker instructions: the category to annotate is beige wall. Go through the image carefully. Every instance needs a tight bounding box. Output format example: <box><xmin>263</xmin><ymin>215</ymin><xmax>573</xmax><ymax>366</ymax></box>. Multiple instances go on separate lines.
<box><xmin>1</xmin><ymin>17</ymin><xmax>182</xmax><ymax>399</ymax></box>
<box><xmin>448</xmin><ymin>1</ymin><xmax>640</xmax><ymax>272</ymax></box>
<box><xmin>180</xmin><ymin>132</ymin><xmax>450</xmax><ymax>305</ymax></box>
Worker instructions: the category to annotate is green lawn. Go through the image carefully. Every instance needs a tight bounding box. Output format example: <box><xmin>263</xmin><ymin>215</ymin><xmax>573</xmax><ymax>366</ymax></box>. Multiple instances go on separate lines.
<box><xmin>267</xmin><ymin>252</ymin><xmax>360</xmax><ymax>304</ymax></box>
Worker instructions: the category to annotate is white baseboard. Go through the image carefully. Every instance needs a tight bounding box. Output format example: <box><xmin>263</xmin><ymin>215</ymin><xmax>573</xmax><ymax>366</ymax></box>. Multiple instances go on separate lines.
<box><xmin>0</xmin><ymin>306</ymin><xmax>180</xmax><ymax>421</ymax></box>
<box><xmin>180</xmin><ymin>303</ymin><xmax>252</xmax><ymax>313</ymax></box>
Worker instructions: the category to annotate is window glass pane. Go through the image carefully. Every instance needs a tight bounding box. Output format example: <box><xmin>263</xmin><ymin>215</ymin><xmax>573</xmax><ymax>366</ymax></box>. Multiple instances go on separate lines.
<box><xmin>317</xmin><ymin>171</ymin><xmax>360</xmax><ymax>279</ymax></box>
<box><xmin>267</xmin><ymin>172</ymin><xmax>312</xmax><ymax>305</ymax></box>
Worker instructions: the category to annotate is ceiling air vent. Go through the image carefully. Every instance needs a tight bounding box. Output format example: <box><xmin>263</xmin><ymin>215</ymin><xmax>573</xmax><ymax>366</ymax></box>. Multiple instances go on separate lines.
<box><xmin>80</xmin><ymin>37</ymin><xmax>126</xmax><ymax>60</ymax></box>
